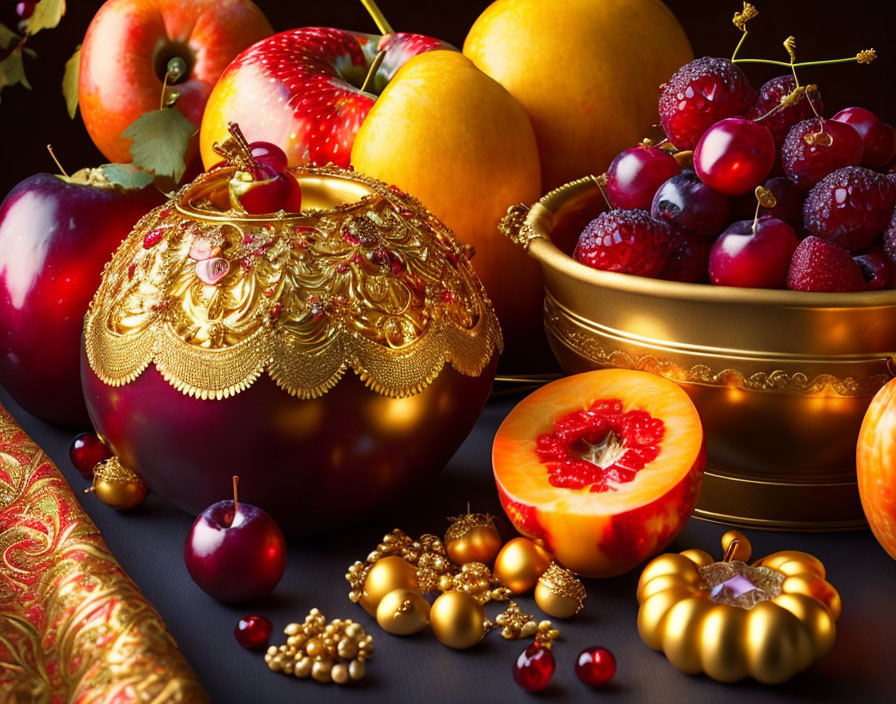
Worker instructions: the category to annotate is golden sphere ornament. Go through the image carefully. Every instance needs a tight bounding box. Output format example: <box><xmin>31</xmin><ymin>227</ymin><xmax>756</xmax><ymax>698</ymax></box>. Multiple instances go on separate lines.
<box><xmin>534</xmin><ymin>563</ymin><xmax>586</xmax><ymax>619</ymax></box>
<box><xmin>636</xmin><ymin>534</ymin><xmax>840</xmax><ymax>684</ymax></box>
<box><xmin>445</xmin><ymin>511</ymin><xmax>502</xmax><ymax>565</ymax></box>
<box><xmin>376</xmin><ymin>589</ymin><xmax>431</xmax><ymax>636</ymax></box>
<box><xmin>429</xmin><ymin>591</ymin><xmax>488</xmax><ymax>649</ymax></box>
<box><xmin>493</xmin><ymin>537</ymin><xmax>552</xmax><ymax>594</ymax></box>
<box><xmin>86</xmin><ymin>457</ymin><xmax>148</xmax><ymax>510</ymax></box>
<box><xmin>360</xmin><ymin>556</ymin><xmax>419</xmax><ymax>615</ymax></box>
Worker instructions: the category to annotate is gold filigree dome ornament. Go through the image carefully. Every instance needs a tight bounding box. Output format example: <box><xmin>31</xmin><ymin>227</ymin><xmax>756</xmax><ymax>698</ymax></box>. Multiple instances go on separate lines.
<box><xmin>80</xmin><ymin>153</ymin><xmax>502</xmax><ymax>531</ymax></box>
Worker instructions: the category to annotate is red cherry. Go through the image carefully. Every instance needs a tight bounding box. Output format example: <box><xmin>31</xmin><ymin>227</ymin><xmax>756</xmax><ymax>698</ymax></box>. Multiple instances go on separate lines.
<box><xmin>249</xmin><ymin>141</ymin><xmax>288</xmax><ymax>173</ymax></box>
<box><xmin>782</xmin><ymin>118</ymin><xmax>863</xmax><ymax>191</ymax></box>
<box><xmin>231</xmin><ymin>164</ymin><xmax>302</xmax><ymax>215</ymax></box>
<box><xmin>513</xmin><ymin>644</ymin><xmax>555</xmax><ymax>693</ymax></box>
<box><xmin>575</xmin><ymin>646</ymin><xmax>616</xmax><ymax>688</ymax></box>
<box><xmin>709</xmin><ymin>217</ymin><xmax>798</xmax><ymax>288</ymax></box>
<box><xmin>605</xmin><ymin>145</ymin><xmax>681</xmax><ymax>211</ymax></box>
<box><xmin>69</xmin><ymin>432</ymin><xmax>113</xmax><ymax>479</ymax></box>
<box><xmin>658</xmin><ymin>57</ymin><xmax>757</xmax><ymax>150</ymax></box>
<box><xmin>16</xmin><ymin>1</ymin><xmax>36</xmax><ymax>19</ymax></box>
<box><xmin>832</xmin><ymin>107</ymin><xmax>896</xmax><ymax>168</ymax></box>
<box><xmin>234</xmin><ymin>615</ymin><xmax>273</xmax><ymax>650</ymax></box>
<box><xmin>747</xmin><ymin>75</ymin><xmax>821</xmax><ymax>147</ymax></box>
<box><xmin>694</xmin><ymin>118</ymin><xmax>775</xmax><ymax>196</ymax></box>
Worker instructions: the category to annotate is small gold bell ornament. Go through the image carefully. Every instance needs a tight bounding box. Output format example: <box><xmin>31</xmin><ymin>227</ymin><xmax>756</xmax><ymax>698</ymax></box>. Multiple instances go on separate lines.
<box><xmin>85</xmin><ymin>457</ymin><xmax>148</xmax><ymax>510</ymax></box>
<box><xmin>444</xmin><ymin>511</ymin><xmax>502</xmax><ymax>565</ymax></box>
<box><xmin>80</xmin><ymin>154</ymin><xmax>501</xmax><ymax>532</ymax></box>
<box><xmin>636</xmin><ymin>530</ymin><xmax>840</xmax><ymax>684</ymax></box>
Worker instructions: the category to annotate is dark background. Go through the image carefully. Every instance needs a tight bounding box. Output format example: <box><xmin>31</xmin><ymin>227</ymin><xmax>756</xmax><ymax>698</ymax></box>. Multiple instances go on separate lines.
<box><xmin>2</xmin><ymin>0</ymin><xmax>896</xmax><ymax>197</ymax></box>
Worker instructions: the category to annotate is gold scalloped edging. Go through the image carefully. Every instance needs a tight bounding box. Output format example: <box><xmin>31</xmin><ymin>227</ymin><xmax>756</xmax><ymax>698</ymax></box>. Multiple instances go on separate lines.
<box><xmin>85</xmin><ymin>166</ymin><xmax>502</xmax><ymax>400</ymax></box>
<box><xmin>545</xmin><ymin>297</ymin><xmax>890</xmax><ymax>397</ymax></box>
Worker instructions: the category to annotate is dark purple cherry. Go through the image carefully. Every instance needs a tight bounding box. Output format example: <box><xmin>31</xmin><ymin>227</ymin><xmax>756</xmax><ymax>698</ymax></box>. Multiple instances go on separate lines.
<box><xmin>694</xmin><ymin>117</ymin><xmax>775</xmax><ymax>196</ymax></box>
<box><xmin>605</xmin><ymin>145</ymin><xmax>681</xmax><ymax>211</ymax></box>
<box><xmin>661</xmin><ymin>225</ymin><xmax>711</xmax><ymax>283</ymax></box>
<box><xmin>651</xmin><ymin>172</ymin><xmax>729</xmax><ymax>237</ymax></box>
<box><xmin>854</xmin><ymin>248</ymin><xmax>893</xmax><ymax>290</ymax></box>
<box><xmin>709</xmin><ymin>216</ymin><xmax>798</xmax><ymax>288</ymax></box>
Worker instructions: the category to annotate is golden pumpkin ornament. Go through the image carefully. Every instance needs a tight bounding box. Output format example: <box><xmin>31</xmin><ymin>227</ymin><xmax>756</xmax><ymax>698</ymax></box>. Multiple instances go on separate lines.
<box><xmin>429</xmin><ymin>591</ymin><xmax>489</xmax><ymax>649</ymax></box>
<box><xmin>534</xmin><ymin>563</ymin><xmax>587</xmax><ymax>619</ymax></box>
<box><xmin>493</xmin><ymin>537</ymin><xmax>552</xmax><ymax>594</ymax></box>
<box><xmin>85</xmin><ymin>457</ymin><xmax>148</xmax><ymax>510</ymax></box>
<box><xmin>375</xmin><ymin>589</ymin><xmax>431</xmax><ymax>636</ymax></box>
<box><xmin>636</xmin><ymin>534</ymin><xmax>840</xmax><ymax>684</ymax></box>
<box><xmin>444</xmin><ymin>511</ymin><xmax>502</xmax><ymax>565</ymax></box>
<box><xmin>360</xmin><ymin>556</ymin><xmax>419</xmax><ymax>615</ymax></box>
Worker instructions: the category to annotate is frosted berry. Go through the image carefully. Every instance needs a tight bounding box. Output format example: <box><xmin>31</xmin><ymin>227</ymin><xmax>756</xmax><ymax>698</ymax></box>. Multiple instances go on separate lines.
<box><xmin>574</xmin><ymin>210</ymin><xmax>670</xmax><ymax>277</ymax></box>
<box><xmin>787</xmin><ymin>236</ymin><xmax>866</xmax><ymax>292</ymax></box>
<box><xmin>854</xmin><ymin>248</ymin><xmax>892</xmax><ymax>290</ymax></box>
<box><xmin>651</xmin><ymin>172</ymin><xmax>729</xmax><ymax>237</ymax></box>
<box><xmin>605</xmin><ymin>145</ymin><xmax>681</xmax><ymax>211</ymax></box>
<box><xmin>661</xmin><ymin>225</ymin><xmax>711</xmax><ymax>283</ymax></box>
<box><xmin>884</xmin><ymin>207</ymin><xmax>896</xmax><ymax>262</ymax></box>
<box><xmin>782</xmin><ymin>118</ymin><xmax>863</xmax><ymax>191</ymax></box>
<box><xmin>69</xmin><ymin>432</ymin><xmax>113</xmax><ymax>479</ymax></box>
<box><xmin>575</xmin><ymin>646</ymin><xmax>616</xmax><ymax>688</ymax></box>
<box><xmin>513</xmin><ymin>644</ymin><xmax>555</xmax><ymax>693</ymax></box>
<box><xmin>747</xmin><ymin>75</ymin><xmax>821</xmax><ymax>146</ymax></box>
<box><xmin>658</xmin><ymin>57</ymin><xmax>757</xmax><ymax>150</ymax></box>
<box><xmin>709</xmin><ymin>217</ymin><xmax>798</xmax><ymax>288</ymax></box>
<box><xmin>235</xmin><ymin>615</ymin><xmax>272</xmax><ymax>650</ymax></box>
<box><xmin>694</xmin><ymin>117</ymin><xmax>775</xmax><ymax>195</ymax></box>
<box><xmin>832</xmin><ymin>106</ymin><xmax>896</xmax><ymax>168</ymax></box>
<box><xmin>803</xmin><ymin>166</ymin><xmax>896</xmax><ymax>251</ymax></box>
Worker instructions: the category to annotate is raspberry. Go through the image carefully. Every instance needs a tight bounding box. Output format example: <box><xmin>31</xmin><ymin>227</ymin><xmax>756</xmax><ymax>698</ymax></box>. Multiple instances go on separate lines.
<box><xmin>803</xmin><ymin>166</ymin><xmax>896</xmax><ymax>250</ymax></box>
<box><xmin>787</xmin><ymin>236</ymin><xmax>866</xmax><ymax>292</ymax></box>
<box><xmin>747</xmin><ymin>75</ymin><xmax>822</xmax><ymax>147</ymax></box>
<box><xmin>660</xmin><ymin>225</ymin><xmax>710</xmax><ymax>283</ymax></box>
<box><xmin>658</xmin><ymin>57</ymin><xmax>757</xmax><ymax>150</ymax></box>
<box><xmin>573</xmin><ymin>210</ymin><xmax>670</xmax><ymax>277</ymax></box>
<box><xmin>782</xmin><ymin>118</ymin><xmax>863</xmax><ymax>191</ymax></box>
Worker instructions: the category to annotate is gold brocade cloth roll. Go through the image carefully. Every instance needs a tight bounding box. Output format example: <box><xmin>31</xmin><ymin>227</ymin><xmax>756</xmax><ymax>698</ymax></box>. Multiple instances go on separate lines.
<box><xmin>0</xmin><ymin>402</ymin><xmax>208</xmax><ymax>703</ymax></box>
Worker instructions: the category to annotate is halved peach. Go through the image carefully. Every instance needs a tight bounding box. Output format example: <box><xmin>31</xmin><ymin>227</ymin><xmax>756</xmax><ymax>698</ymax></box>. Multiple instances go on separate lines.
<box><xmin>493</xmin><ymin>369</ymin><xmax>705</xmax><ymax>578</ymax></box>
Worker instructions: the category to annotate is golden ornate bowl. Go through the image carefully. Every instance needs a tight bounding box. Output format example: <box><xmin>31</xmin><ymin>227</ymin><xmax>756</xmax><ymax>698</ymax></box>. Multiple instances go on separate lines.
<box><xmin>502</xmin><ymin>176</ymin><xmax>896</xmax><ymax>530</ymax></box>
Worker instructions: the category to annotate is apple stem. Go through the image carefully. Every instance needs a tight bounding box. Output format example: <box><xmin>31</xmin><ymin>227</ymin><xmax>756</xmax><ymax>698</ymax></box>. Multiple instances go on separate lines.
<box><xmin>232</xmin><ymin>475</ymin><xmax>239</xmax><ymax>515</ymax></box>
<box><xmin>723</xmin><ymin>539</ymin><xmax>740</xmax><ymax>563</ymax></box>
<box><xmin>46</xmin><ymin>144</ymin><xmax>69</xmax><ymax>177</ymax></box>
<box><xmin>360</xmin><ymin>0</ymin><xmax>395</xmax><ymax>35</ymax></box>
<box><xmin>360</xmin><ymin>50</ymin><xmax>387</xmax><ymax>94</ymax></box>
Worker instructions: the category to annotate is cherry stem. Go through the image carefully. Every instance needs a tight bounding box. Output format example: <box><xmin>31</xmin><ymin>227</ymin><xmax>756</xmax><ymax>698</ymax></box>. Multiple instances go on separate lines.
<box><xmin>232</xmin><ymin>475</ymin><xmax>239</xmax><ymax>515</ymax></box>
<box><xmin>731</xmin><ymin>30</ymin><xmax>748</xmax><ymax>62</ymax></box>
<box><xmin>591</xmin><ymin>174</ymin><xmax>613</xmax><ymax>210</ymax></box>
<box><xmin>360</xmin><ymin>0</ymin><xmax>395</xmax><ymax>35</ymax></box>
<box><xmin>46</xmin><ymin>144</ymin><xmax>69</xmax><ymax>177</ymax></box>
<box><xmin>733</xmin><ymin>56</ymin><xmax>871</xmax><ymax>68</ymax></box>
<box><xmin>751</xmin><ymin>199</ymin><xmax>761</xmax><ymax>235</ymax></box>
<box><xmin>360</xmin><ymin>50</ymin><xmax>386</xmax><ymax>94</ymax></box>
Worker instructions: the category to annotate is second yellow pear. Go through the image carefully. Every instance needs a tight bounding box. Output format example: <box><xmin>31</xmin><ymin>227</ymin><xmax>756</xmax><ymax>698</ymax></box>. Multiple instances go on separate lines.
<box><xmin>350</xmin><ymin>50</ymin><xmax>545</xmax><ymax>368</ymax></box>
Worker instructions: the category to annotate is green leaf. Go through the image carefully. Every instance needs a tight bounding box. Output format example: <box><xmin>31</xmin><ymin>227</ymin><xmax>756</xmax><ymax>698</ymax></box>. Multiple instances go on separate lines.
<box><xmin>25</xmin><ymin>0</ymin><xmax>65</xmax><ymax>37</ymax></box>
<box><xmin>0</xmin><ymin>23</ymin><xmax>18</xmax><ymax>50</ymax></box>
<box><xmin>121</xmin><ymin>107</ymin><xmax>195</xmax><ymax>182</ymax></box>
<box><xmin>62</xmin><ymin>44</ymin><xmax>80</xmax><ymax>118</ymax></box>
<box><xmin>0</xmin><ymin>49</ymin><xmax>30</xmax><ymax>104</ymax></box>
<box><xmin>97</xmin><ymin>163</ymin><xmax>155</xmax><ymax>190</ymax></box>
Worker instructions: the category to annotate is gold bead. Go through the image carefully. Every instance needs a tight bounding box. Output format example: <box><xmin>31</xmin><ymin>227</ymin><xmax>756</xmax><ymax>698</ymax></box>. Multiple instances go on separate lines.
<box><xmin>331</xmin><ymin>663</ymin><xmax>350</xmax><ymax>685</ymax></box>
<box><xmin>337</xmin><ymin>638</ymin><xmax>359</xmax><ymax>659</ymax></box>
<box><xmin>344</xmin><ymin>623</ymin><xmax>362</xmax><ymax>639</ymax></box>
<box><xmin>349</xmin><ymin>660</ymin><xmax>365</xmax><ymax>681</ymax></box>
<box><xmin>294</xmin><ymin>657</ymin><xmax>312</xmax><ymax>678</ymax></box>
<box><xmin>360</xmin><ymin>556</ymin><xmax>419</xmax><ymax>615</ymax></box>
<box><xmin>284</xmin><ymin>623</ymin><xmax>300</xmax><ymax>636</ymax></box>
<box><xmin>311</xmin><ymin>659</ymin><xmax>334</xmax><ymax>683</ymax></box>
<box><xmin>721</xmin><ymin>530</ymin><xmax>752</xmax><ymax>563</ymax></box>
<box><xmin>493</xmin><ymin>537</ymin><xmax>552</xmax><ymax>594</ymax></box>
<box><xmin>445</xmin><ymin>513</ymin><xmax>502</xmax><ymax>565</ymax></box>
<box><xmin>305</xmin><ymin>637</ymin><xmax>323</xmax><ymax>658</ymax></box>
<box><xmin>376</xmin><ymin>589</ymin><xmax>431</xmax><ymax>636</ymax></box>
<box><xmin>430</xmin><ymin>591</ymin><xmax>487</xmax><ymax>649</ymax></box>
<box><xmin>534</xmin><ymin>563</ymin><xmax>586</xmax><ymax>619</ymax></box>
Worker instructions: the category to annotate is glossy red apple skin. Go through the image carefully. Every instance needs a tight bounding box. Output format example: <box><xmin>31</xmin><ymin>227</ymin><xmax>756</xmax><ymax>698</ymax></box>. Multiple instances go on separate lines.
<box><xmin>0</xmin><ymin>174</ymin><xmax>160</xmax><ymax>426</ymax></box>
<box><xmin>79</xmin><ymin>0</ymin><xmax>273</xmax><ymax>164</ymax></box>
<box><xmin>82</xmin><ymin>353</ymin><xmax>496</xmax><ymax>532</ymax></box>
<box><xmin>184</xmin><ymin>499</ymin><xmax>286</xmax><ymax>603</ymax></box>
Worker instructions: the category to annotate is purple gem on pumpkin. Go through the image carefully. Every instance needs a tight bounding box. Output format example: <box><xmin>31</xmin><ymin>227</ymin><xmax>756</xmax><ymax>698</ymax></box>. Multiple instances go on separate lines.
<box><xmin>712</xmin><ymin>573</ymin><xmax>759</xmax><ymax>598</ymax></box>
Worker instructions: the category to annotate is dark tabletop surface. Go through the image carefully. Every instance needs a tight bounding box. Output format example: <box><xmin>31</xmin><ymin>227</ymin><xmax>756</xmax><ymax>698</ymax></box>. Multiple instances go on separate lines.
<box><xmin>1</xmin><ymin>382</ymin><xmax>895</xmax><ymax>704</ymax></box>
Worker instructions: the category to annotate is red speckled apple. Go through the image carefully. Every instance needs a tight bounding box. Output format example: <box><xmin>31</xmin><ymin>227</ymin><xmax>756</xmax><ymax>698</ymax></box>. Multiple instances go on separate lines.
<box><xmin>493</xmin><ymin>369</ymin><xmax>705</xmax><ymax>577</ymax></box>
<box><xmin>0</xmin><ymin>171</ymin><xmax>160</xmax><ymax>426</ymax></box>
<box><xmin>79</xmin><ymin>0</ymin><xmax>273</xmax><ymax>164</ymax></box>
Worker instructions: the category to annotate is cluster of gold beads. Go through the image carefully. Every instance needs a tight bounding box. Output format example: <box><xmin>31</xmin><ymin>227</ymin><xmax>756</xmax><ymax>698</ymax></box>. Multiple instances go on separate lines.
<box><xmin>264</xmin><ymin>609</ymin><xmax>373</xmax><ymax>685</ymax></box>
<box><xmin>494</xmin><ymin>602</ymin><xmax>560</xmax><ymax>647</ymax></box>
<box><xmin>438</xmin><ymin>561</ymin><xmax>511</xmax><ymax>604</ymax></box>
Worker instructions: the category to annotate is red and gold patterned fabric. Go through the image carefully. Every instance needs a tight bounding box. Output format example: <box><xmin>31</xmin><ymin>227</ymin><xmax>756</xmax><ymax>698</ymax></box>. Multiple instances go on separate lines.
<box><xmin>0</xmin><ymin>402</ymin><xmax>207</xmax><ymax>703</ymax></box>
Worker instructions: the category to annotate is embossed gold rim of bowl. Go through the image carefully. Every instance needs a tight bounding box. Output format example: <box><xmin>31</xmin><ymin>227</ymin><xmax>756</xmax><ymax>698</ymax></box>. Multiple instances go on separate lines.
<box><xmin>502</xmin><ymin>176</ymin><xmax>896</xmax><ymax>530</ymax></box>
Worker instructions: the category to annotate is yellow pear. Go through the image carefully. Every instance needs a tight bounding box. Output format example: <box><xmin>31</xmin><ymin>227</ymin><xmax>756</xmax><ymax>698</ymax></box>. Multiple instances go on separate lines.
<box><xmin>351</xmin><ymin>50</ymin><xmax>544</xmax><ymax>367</ymax></box>
<box><xmin>464</xmin><ymin>0</ymin><xmax>693</xmax><ymax>190</ymax></box>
